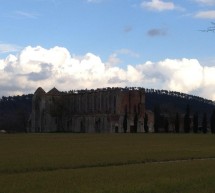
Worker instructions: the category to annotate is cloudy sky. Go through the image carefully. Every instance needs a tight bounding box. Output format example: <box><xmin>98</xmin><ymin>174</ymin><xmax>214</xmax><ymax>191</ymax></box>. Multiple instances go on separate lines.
<box><xmin>0</xmin><ymin>0</ymin><xmax>215</xmax><ymax>100</ymax></box>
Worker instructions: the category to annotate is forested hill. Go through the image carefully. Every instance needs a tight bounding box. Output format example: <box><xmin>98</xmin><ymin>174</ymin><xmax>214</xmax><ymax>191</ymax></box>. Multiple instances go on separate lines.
<box><xmin>145</xmin><ymin>89</ymin><xmax>215</xmax><ymax>114</ymax></box>
<box><xmin>0</xmin><ymin>94</ymin><xmax>33</xmax><ymax>132</ymax></box>
<box><xmin>0</xmin><ymin>89</ymin><xmax>214</xmax><ymax>132</ymax></box>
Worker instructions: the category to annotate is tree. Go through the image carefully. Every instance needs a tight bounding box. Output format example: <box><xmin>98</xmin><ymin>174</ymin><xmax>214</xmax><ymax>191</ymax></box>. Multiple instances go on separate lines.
<box><xmin>154</xmin><ymin>105</ymin><xmax>161</xmax><ymax>133</ymax></box>
<box><xmin>164</xmin><ymin>118</ymin><xmax>169</xmax><ymax>133</ymax></box>
<box><xmin>144</xmin><ymin>113</ymin><xmax>149</xmax><ymax>133</ymax></box>
<box><xmin>193</xmin><ymin>112</ymin><xmax>199</xmax><ymax>133</ymax></box>
<box><xmin>175</xmin><ymin>113</ymin><xmax>180</xmax><ymax>133</ymax></box>
<box><xmin>210</xmin><ymin>109</ymin><xmax>215</xmax><ymax>133</ymax></box>
<box><xmin>123</xmin><ymin>112</ymin><xmax>127</xmax><ymax>133</ymax></box>
<box><xmin>202</xmin><ymin>113</ymin><xmax>207</xmax><ymax>134</ymax></box>
<box><xmin>184</xmin><ymin>104</ymin><xmax>191</xmax><ymax>133</ymax></box>
<box><xmin>80</xmin><ymin>120</ymin><xmax>86</xmax><ymax>133</ymax></box>
<box><xmin>133</xmin><ymin>112</ymin><xmax>138</xmax><ymax>133</ymax></box>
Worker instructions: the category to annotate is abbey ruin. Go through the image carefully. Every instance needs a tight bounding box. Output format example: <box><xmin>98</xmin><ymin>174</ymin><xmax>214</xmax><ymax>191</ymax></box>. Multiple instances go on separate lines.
<box><xmin>28</xmin><ymin>87</ymin><xmax>145</xmax><ymax>133</ymax></box>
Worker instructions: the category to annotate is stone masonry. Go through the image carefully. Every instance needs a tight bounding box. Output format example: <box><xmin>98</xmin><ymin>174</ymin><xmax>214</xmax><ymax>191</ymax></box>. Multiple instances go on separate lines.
<box><xmin>28</xmin><ymin>87</ymin><xmax>145</xmax><ymax>133</ymax></box>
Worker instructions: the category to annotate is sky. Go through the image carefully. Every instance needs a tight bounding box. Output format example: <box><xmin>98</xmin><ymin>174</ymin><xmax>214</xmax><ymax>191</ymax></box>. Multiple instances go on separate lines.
<box><xmin>0</xmin><ymin>0</ymin><xmax>215</xmax><ymax>100</ymax></box>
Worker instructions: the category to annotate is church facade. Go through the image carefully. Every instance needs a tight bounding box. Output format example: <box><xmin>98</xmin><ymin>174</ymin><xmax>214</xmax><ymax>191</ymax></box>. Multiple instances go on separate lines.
<box><xmin>28</xmin><ymin>87</ymin><xmax>145</xmax><ymax>133</ymax></box>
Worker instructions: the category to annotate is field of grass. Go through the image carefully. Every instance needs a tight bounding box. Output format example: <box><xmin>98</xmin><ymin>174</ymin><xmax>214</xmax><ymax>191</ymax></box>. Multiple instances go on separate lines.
<box><xmin>0</xmin><ymin>133</ymin><xmax>215</xmax><ymax>193</ymax></box>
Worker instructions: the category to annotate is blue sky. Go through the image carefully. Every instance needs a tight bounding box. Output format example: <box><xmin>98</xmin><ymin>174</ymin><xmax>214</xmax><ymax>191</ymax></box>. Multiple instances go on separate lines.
<box><xmin>0</xmin><ymin>0</ymin><xmax>215</xmax><ymax>100</ymax></box>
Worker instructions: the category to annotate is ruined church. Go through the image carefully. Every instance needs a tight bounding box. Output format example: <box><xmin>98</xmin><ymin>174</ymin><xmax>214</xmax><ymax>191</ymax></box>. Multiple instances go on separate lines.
<box><xmin>28</xmin><ymin>87</ymin><xmax>145</xmax><ymax>133</ymax></box>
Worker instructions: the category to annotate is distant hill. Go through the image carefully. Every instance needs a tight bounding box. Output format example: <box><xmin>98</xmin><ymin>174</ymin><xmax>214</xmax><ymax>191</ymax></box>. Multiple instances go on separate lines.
<box><xmin>145</xmin><ymin>89</ymin><xmax>215</xmax><ymax>115</ymax></box>
<box><xmin>0</xmin><ymin>94</ymin><xmax>33</xmax><ymax>132</ymax></box>
<box><xmin>0</xmin><ymin>88</ymin><xmax>214</xmax><ymax>132</ymax></box>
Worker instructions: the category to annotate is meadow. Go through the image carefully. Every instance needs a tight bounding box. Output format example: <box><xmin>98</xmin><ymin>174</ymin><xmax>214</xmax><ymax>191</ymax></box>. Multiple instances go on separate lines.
<box><xmin>0</xmin><ymin>133</ymin><xmax>215</xmax><ymax>193</ymax></box>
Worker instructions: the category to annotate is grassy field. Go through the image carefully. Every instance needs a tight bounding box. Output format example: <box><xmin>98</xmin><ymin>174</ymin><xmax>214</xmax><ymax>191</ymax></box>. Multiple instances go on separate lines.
<box><xmin>0</xmin><ymin>133</ymin><xmax>215</xmax><ymax>193</ymax></box>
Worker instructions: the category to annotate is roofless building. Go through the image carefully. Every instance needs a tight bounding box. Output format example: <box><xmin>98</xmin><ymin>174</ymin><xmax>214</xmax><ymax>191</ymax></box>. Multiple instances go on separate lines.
<box><xmin>28</xmin><ymin>87</ymin><xmax>145</xmax><ymax>133</ymax></box>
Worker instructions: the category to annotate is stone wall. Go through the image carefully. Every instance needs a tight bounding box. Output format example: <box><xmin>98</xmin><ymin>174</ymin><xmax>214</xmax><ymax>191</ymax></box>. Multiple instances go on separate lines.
<box><xmin>29</xmin><ymin>87</ymin><xmax>146</xmax><ymax>133</ymax></box>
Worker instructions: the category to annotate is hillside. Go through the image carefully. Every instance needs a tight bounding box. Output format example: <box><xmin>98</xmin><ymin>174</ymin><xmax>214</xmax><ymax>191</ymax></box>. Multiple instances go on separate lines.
<box><xmin>145</xmin><ymin>89</ymin><xmax>214</xmax><ymax>114</ymax></box>
<box><xmin>0</xmin><ymin>94</ymin><xmax>33</xmax><ymax>132</ymax></box>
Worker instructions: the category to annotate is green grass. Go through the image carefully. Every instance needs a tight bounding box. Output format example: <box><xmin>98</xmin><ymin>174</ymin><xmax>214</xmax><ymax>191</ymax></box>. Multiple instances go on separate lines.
<box><xmin>0</xmin><ymin>134</ymin><xmax>215</xmax><ymax>193</ymax></box>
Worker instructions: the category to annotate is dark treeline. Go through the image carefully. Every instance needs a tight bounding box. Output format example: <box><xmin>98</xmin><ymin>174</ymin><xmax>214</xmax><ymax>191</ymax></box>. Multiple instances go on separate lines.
<box><xmin>0</xmin><ymin>88</ymin><xmax>214</xmax><ymax>133</ymax></box>
<box><xmin>145</xmin><ymin>89</ymin><xmax>215</xmax><ymax>133</ymax></box>
<box><xmin>145</xmin><ymin>89</ymin><xmax>214</xmax><ymax>113</ymax></box>
<box><xmin>0</xmin><ymin>94</ymin><xmax>33</xmax><ymax>132</ymax></box>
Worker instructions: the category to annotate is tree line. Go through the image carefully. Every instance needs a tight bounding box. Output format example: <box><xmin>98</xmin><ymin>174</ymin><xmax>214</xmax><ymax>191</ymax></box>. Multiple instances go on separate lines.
<box><xmin>0</xmin><ymin>94</ymin><xmax>33</xmax><ymax>132</ymax></box>
<box><xmin>152</xmin><ymin>103</ymin><xmax>215</xmax><ymax>133</ymax></box>
<box><xmin>145</xmin><ymin>89</ymin><xmax>215</xmax><ymax>133</ymax></box>
<box><xmin>0</xmin><ymin>88</ymin><xmax>214</xmax><ymax>133</ymax></box>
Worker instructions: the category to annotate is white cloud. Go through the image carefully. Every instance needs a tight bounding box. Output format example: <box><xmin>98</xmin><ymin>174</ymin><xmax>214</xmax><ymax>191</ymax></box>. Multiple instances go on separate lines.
<box><xmin>87</xmin><ymin>0</ymin><xmax>103</xmax><ymax>3</ymax></box>
<box><xmin>195</xmin><ymin>0</ymin><xmax>215</xmax><ymax>6</ymax></box>
<box><xmin>106</xmin><ymin>49</ymin><xmax>139</xmax><ymax>67</ymax></box>
<box><xmin>0</xmin><ymin>46</ymin><xmax>215</xmax><ymax>100</ymax></box>
<box><xmin>0</xmin><ymin>44</ymin><xmax>22</xmax><ymax>53</ymax></box>
<box><xmin>136</xmin><ymin>58</ymin><xmax>204</xmax><ymax>93</ymax></box>
<box><xmin>106</xmin><ymin>53</ymin><xmax>122</xmax><ymax>67</ymax></box>
<box><xmin>195</xmin><ymin>10</ymin><xmax>215</xmax><ymax>19</ymax></box>
<box><xmin>15</xmin><ymin>11</ymin><xmax>39</xmax><ymax>19</ymax></box>
<box><xmin>115</xmin><ymin>49</ymin><xmax>140</xmax><ymax>58</ymax></box>
<box><xmin>203</xmin><ymin>66</ymin><xmax>215</xmax><ymax>86</ymax></box>
<box><xmin>141</xmin><ymin>0</ymin><xmax>176</xmax><ymax>11</ymax></box>
<box><xmin>136</xmin><ymin>58</ymin><xmax>215</xmax><ymax>100</ymax></box>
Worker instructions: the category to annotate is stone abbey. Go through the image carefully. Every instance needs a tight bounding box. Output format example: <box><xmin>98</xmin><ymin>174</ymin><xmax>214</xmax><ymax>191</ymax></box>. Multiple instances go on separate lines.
<box><xmin>28</xmin><ymin>87</ymin><xmax>145</xmax><ymax>133</ymax></box>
